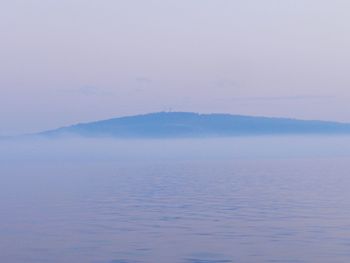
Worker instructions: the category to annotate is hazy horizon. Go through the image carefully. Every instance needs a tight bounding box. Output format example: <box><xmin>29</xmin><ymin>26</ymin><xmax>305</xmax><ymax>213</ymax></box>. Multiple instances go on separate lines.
<box><xmin>4</xmin><ymin>111</ymin><xmax>350</xmax><ymax>138</ymax></box>
<box><xmin>2</xmin><ymin>0</ymin><xmax>350</xmax><ymax>135</ymax></box>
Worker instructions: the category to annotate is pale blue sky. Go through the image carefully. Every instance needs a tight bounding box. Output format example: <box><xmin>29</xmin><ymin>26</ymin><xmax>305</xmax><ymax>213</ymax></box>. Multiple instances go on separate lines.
<box><xmin>1</xmin><ymin>0</ymin><xmax>350</xmax><ymax>135</ymax></box>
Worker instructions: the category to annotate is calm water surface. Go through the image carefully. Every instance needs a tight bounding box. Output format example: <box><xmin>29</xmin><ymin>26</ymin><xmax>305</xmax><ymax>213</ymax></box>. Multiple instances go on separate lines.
<box><xmin>1</xmin><ymin>138</ymin><xmax>350</xmax><ymax>263</ymax></box>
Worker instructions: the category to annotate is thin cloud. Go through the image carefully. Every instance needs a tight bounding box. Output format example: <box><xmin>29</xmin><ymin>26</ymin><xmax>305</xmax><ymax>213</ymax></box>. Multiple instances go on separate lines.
<box><xmin>229</xmin><ymin>95</ymin><xmax>335</xmax><ymax>102</ymax></box>
<box><xmin>63</xmin><ymin>86</ymin><xmax>113</xmax><ymax>96</ymax></box>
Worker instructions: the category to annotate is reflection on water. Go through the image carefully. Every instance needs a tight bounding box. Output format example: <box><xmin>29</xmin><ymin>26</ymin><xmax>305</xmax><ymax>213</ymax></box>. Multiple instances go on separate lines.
<box><xmin>1</xmin><ymin>138</ymin><xmax>350</xmax><ymax>263</ymax></box>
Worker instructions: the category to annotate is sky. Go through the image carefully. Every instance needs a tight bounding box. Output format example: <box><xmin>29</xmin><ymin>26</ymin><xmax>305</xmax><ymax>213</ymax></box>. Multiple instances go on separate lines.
<box><xmin>1</xmin><ymin>0</ymin><xmax>350</xmax><ymax>135</ymax></box>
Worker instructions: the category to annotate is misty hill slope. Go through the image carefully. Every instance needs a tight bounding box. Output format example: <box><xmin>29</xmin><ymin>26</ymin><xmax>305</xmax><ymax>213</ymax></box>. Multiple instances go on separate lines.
<box><xmin>38</xmin><ymin>112</ymin><xmax>350</xmax><ymax>138</ymax></box>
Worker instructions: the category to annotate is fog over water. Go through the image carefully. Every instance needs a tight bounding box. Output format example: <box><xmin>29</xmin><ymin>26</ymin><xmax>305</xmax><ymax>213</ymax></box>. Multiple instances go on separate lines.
<box><xmin>2</xmin><ymin>136</ymin><xmax>350</xmax><ymax>162</ymax></box>
<box><xmin>1</xmin><ymin>136</ymin><xmax>350</xmax><ymax>263</ymax></box>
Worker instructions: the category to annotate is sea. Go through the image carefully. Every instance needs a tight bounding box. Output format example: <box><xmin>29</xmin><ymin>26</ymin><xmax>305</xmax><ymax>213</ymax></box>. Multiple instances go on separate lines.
<box><xmin>1</xmin><ymin>136</ymin><xmax>350</xmax><ymax>263</ymax></box>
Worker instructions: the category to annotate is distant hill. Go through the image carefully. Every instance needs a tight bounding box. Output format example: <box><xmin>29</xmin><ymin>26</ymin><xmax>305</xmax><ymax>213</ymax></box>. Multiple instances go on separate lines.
<box><xmin>36</xmin><ymin>112</ymin><xmax>350</xmax><ymax>138</ymax></box>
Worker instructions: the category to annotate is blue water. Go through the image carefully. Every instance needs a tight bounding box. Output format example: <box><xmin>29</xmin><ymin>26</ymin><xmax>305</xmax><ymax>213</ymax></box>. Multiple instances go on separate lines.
<box><xmin>1</xmin><ymin>137</ymin><xmax>350</xmax><ymax>263</ymax></box>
